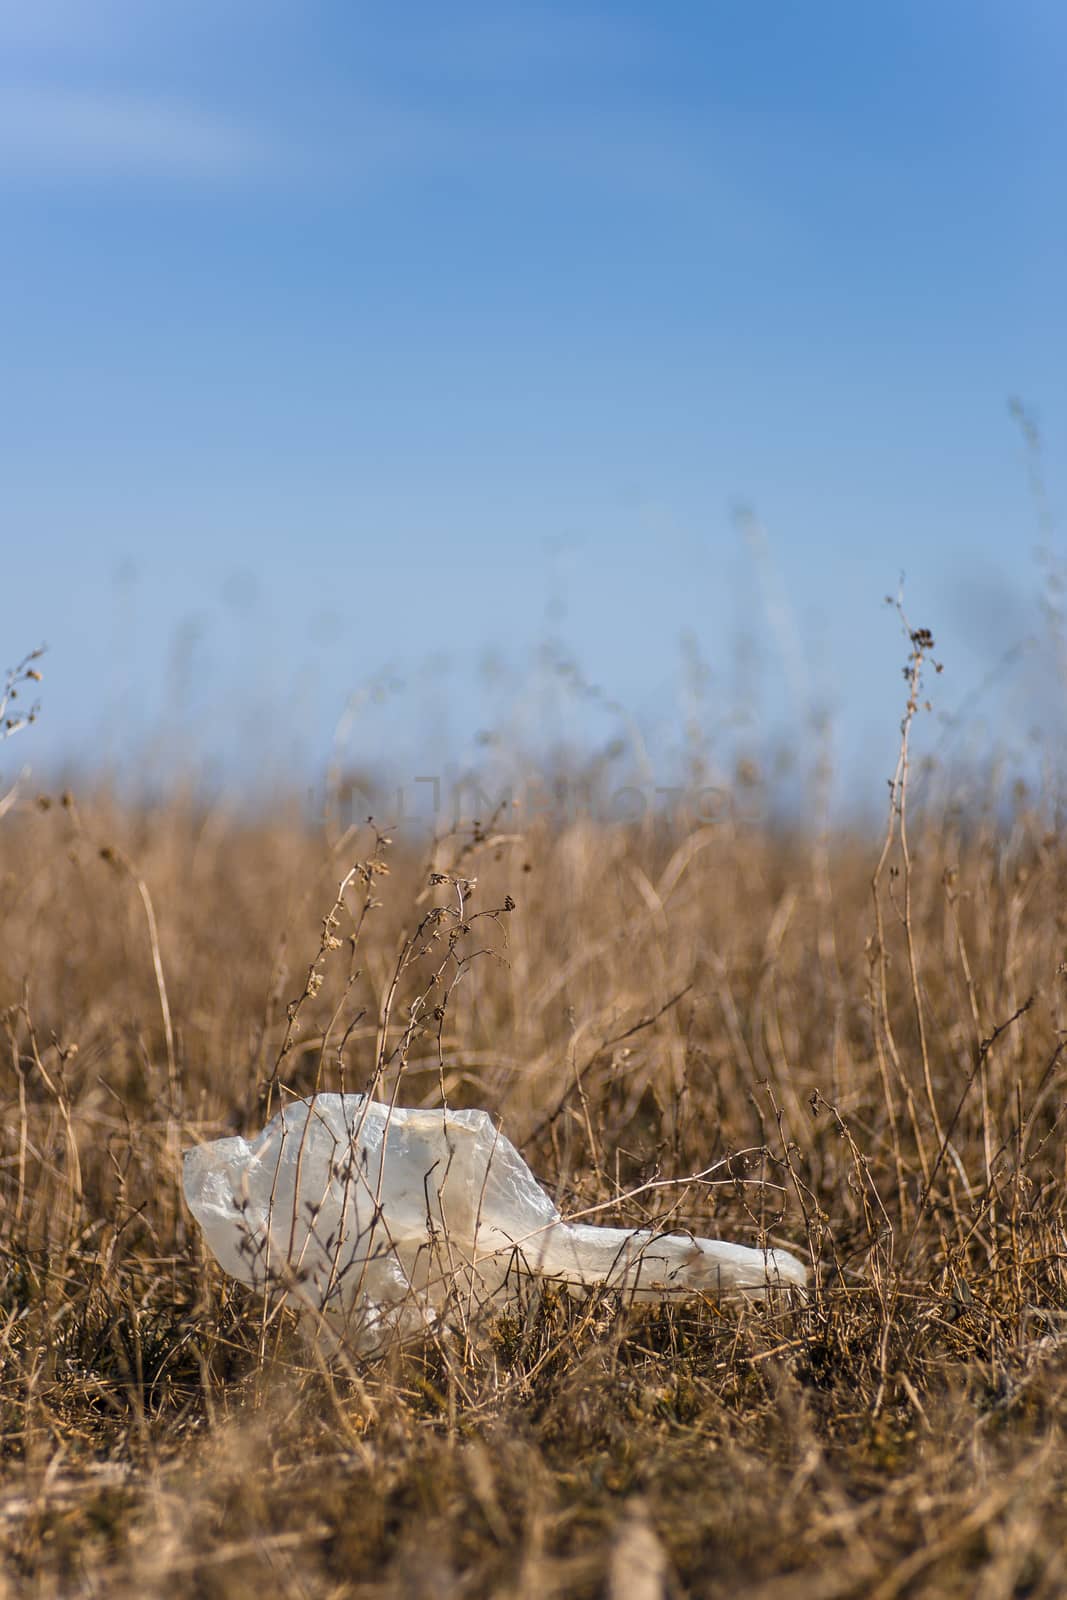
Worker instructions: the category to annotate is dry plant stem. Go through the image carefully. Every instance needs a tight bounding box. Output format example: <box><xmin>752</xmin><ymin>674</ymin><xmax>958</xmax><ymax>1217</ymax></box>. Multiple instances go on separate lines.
<box><xmin>418</xmin><ymin>797</ymin><xmax>513</xmax><ymax>901</ymax></box>
<box><xmin>870</xmin><ymin>617</ymin><xmax>945</xmax><ymax>1217</ymax></box>
<box><xmin>0</xmin><ymin>646</ymin><xmax>45</xmax><ymax>821</ymax></box>
<box><xmin>135</xmin><ymin>874</ymin><xmax>178</xmax><ymax>1126</ymax></box>
<box><xmin>343</xmin><ymin>875</ymin><xmax>514</xmax><ymax>1317</ymax></box>
<box><xmin>903</xmin><ymin>997</ymin><xmax>1034</xmax><ymax>1279</ymax></box>
<box><xmin>256</xmin><ymin>846</ymin><xmax>389</xmax><ymax>1368</ymax></box>
<box><xmin>0</xmin><ymin>645</ymin><xmax>45</xmax><ymax>741</ymax></box>
<box><xmin>894</xmin><ymin>628</ymin><xmax>945</xmax><ymax>1155</ymax></box>
<box><xmin>94</xmin><ymin>845</ymin><xmax>180</xmax><ymax>1166</ymax></box>
<box><xmin>11</xmin><ymin>996</ymin><xmax>83</xmax><ymax>1241</ymax></box>
<box><xmin>265</xmin><ymin>830</ymin><xmax>389</xmax><ymax>1116</ymax></box>
<box><xmin>257</xmin><ymin>863</ymin><xmax>515</xmax><ymax>1366</ymax></box>
<box><xmin>943</xmin><ymin>872</ymin><xmax>997</xmax><ymax>1240</ymax></box>
<box><xmin>524</xmin><ymin>984</ymin><xmax>693</xmax><ymax>1148</ymax></box>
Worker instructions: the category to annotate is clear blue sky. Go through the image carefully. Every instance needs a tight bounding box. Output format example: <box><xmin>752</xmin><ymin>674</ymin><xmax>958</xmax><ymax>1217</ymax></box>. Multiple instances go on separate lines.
<box><xmin>1</xmin><ymin>1</ymin><xmax>1064</xmax><ymax>810</ymax></box>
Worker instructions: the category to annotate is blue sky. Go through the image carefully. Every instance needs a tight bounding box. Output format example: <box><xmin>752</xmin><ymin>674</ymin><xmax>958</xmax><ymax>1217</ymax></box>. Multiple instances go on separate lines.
<box><xmin>1</xmin><ymin>1</ymin><xmax>1064</xmax><ymax>810</ymax></box>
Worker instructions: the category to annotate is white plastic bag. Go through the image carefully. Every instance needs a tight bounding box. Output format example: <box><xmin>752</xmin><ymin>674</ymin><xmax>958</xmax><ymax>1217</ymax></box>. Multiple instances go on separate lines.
<box><xmin>184</xmin><ymin>1094</ymin><xmax>806</xmax><ymax>1352</ymax></box>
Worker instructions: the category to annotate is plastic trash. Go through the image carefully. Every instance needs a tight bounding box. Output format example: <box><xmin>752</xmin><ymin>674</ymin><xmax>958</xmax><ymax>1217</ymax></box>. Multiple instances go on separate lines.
<box><xmin>183</xmin><ymin>1094</ymin><xmax>807</xmax><ymax>1352</ymax></box>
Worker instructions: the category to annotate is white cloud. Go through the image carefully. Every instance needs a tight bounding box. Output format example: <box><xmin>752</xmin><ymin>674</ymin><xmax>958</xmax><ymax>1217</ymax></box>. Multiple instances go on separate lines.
<box><xmin>0</xmin><ymin>6</ymin><xmax>689</xmax><ymax>195</ymax></box>
<box><xmin>0</xmin><ymin>83</ymin><xmax>269</xmax><ymax>179</ymax></box>
<box><xmin>0</xmin><ymin>0</ymin><xmax>279</xmax><ymax>53</ymax></box>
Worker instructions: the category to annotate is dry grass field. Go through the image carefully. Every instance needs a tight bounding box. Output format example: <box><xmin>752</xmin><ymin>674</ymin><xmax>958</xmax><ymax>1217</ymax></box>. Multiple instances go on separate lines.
<box><xmin>3</xmin><ymin>630</ymin><xmax>1067</xmax><ymax>1597</ymax></box>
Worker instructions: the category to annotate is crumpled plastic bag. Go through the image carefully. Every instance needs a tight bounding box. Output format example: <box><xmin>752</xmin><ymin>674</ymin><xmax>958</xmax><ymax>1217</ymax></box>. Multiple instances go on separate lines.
<box><xmin>183</xmin><ymin>1094</ymin><xmax>806</xmax><ymax>1352</ymax></box>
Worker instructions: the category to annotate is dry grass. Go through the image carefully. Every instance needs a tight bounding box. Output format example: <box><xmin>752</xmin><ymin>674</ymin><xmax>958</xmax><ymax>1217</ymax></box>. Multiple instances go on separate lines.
<box><xmin>3</xmin><ymin>644</ymin><xmax>1067</xmax><ymax>1596</ymax></box>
